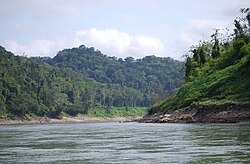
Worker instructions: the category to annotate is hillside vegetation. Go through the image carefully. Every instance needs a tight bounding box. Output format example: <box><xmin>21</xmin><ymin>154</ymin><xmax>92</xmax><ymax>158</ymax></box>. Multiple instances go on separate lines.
<box><xmin>0</xmin><ymin>46</ymin><xmax>101</xmax><ymax>119</ymax></box>
<box><xmin>0</xmin><ymin>45</ymin><xmax>183</xmax><ymax>119</ymax></box>
<box><xmin>145</xmin><ymin>9</ymin><xmax>250</xmax><ymax>122</ymax></box>
<box><xmin>45</xmin><ymin>46</ymin><xmax>183</xmax><ymax>106</ymax></box>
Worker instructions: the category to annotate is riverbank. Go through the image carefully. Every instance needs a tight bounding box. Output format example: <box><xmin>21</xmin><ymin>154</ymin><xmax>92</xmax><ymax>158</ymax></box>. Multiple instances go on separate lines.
<box><xmin>140</xmin><ymin>103</ymin><xmax>250</xmax><ymax>123</ymax></box>
<box><xmin>0</xmin><ymin>116</ymin><xmax>142</xmax><ymax>125</ymax></box>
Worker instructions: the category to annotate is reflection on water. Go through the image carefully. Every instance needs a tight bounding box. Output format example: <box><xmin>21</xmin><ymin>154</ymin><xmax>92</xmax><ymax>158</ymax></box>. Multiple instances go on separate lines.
<box><xmin>0</xmin><ymin>122</ymin><xmax>249</xmax><ymax>163</ymax></box>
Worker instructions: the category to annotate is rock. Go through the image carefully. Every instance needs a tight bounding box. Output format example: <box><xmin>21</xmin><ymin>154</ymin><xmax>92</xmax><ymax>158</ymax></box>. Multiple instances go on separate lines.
<box><xmin>140</xmin><ymin>103</ymin><xmax>250</xmax><ymax>123</ymax></box>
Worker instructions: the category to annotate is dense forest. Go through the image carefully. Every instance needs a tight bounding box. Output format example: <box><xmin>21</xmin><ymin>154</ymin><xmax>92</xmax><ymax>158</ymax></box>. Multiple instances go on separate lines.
<box><xmin>147</xmin><ymin>8</ymin><xmax>250</xmax><ymax>119</ymax></box>
<box><xmin>0</xmin><ymin>46</ymin><xmax>98</xmax><ymax>118</ymax></box>
<box><xmin>0</xmin><ymin>44</ymin><xmax>183</xmax><ymax>119</ymax></box>
<box><xmin>45</xmin><ymin>46</ymin><xmax>184</xmax><ymax>106</ymax></box>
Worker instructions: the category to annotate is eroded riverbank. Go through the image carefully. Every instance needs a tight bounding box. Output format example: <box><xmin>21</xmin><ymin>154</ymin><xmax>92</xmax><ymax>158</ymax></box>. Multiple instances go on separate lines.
<box><xmin>140</xmin><ymin>103</ymin><xmax>250</xmax><ymax>123</ymax></box>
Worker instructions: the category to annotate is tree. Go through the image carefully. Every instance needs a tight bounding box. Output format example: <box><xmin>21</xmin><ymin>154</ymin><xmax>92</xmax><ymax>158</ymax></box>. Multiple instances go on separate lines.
<box><xmin>211</xmin><ymin>29</ymin><xmax>221</xmax><ymax>59</ymax></box>
<box><xmin>234</xmin><ymin>8</ymin><xmax>250</xmax><ymax>36</ymax></box>
<box><xmin>185</xmin><ymin>57</ymin><xmax>192</xmax><ymax>77</ymax></box>
<box><xmin>81</xmin><ymin>88</ymin><xmax>95</xmax><ymax>114</ymax></box>
<box><xmin>199</xmin><ymin>46</ymin><xmax>206</xmax><ymax>65</ymax></box>
<box><xmin>192</xmin><ymin>49</ymin><xmax>200</xmax><ymax>62</ymax></box>
<box><xmin>234</xmin><ymin>20</ymin><xmax>244</xmax><ymax>37</ymax></box>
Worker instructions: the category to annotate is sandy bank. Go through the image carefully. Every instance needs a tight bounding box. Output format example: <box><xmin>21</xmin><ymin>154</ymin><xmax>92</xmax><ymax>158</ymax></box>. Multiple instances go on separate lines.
<box><xmin>0</xmin><ymin>116</ymin><xmax>142</xmax><ymax>125</ymax></box>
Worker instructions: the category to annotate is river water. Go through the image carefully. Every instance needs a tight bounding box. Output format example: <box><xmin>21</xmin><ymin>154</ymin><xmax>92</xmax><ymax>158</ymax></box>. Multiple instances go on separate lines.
<box><xmin>0</xmin><ymin>122</ymin><xmax>249</xmax><ymax>163</ymax></box>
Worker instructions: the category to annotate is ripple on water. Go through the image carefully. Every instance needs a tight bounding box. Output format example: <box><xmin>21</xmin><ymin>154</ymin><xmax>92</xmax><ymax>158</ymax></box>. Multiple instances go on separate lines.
<box><xmin>0</xmin><ymin>122</ymin><xmax>249</xmax><ymax>163</ymax></box>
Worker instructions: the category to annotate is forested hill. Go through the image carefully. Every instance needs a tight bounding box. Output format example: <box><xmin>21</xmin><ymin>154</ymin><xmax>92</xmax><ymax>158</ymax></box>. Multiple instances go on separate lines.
<box><xmin>0</xmin><ymin>44</ymin><xmax>184</xmax><ymax>119</ymax></box>
<box><xmin>142</xmin><ymin>9</ymin><xmax>250</xmax><ymax>123</ymax></box>
<box><xmin>45</xmin><ymin>45</ymin><xmax>184</xmax><ymax>105</ymax></box>
<box><xmin>0</xmin><ymin>46</ymin><xmax>99</xmax><ymax>118</ymax></box>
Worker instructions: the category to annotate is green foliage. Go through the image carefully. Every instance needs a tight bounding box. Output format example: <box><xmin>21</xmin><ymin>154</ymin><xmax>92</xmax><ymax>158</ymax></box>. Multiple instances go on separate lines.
<box><xmin>240</xmin><ymin>43</ymin><xmax>250</xmax><ymax>58</ymax></box>
<box><xmin>192</xmin><ymin>49</ymin><xmax>200</xmax><ymax>63</ymax></box>
<box><xmin>199</xmin><ymin>46</ymin><xmax>206</xmax><ymax>64</ymax></box>
<box><xmin>212</xmin><ymin>39</ymin><xmax>221</xmax><ymax>59</ymax></box>
<box><xmin>0</xmin><ymin>43</ymin><xmax>183</xmax><ymax>119</ymax></box>
<box><xmin>150</xmin><ymin>53</ymin><xmax>250</xmax><ymax>114</ymax></box>
<box><xmin>234</xmin><ymin>20</ymin><xmax>244</xmax><ymax>37</ymax></box>
<box><xmin>45</xmin><ymin>46</ymin><xmax>184</xmax><ymax>106</ymax></box>
<box><xmin>185</xmin><ymin>57</ymin><xmax>192</xmax><ymax>77</ymax></box>
<box><xmin>149</xmin><ymin>9</ymin><xmax>250</xmax><ymax>115</ymax></box>
<box><xmin>0</xmin><ymin>47</ymin><xmax>92</xmax><ymax>118</ymax></box>
<box><xmin>87</xmin><ymin>106</ymin><xmax>148</xmax><ymax>117</ymax></box>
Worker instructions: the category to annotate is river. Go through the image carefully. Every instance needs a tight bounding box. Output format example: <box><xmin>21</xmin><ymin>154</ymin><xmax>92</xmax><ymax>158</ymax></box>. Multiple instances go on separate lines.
<box><xmin>0</xmin><ymin>122</ymin><xmax>249</xmax><ymax>163</ymax></box>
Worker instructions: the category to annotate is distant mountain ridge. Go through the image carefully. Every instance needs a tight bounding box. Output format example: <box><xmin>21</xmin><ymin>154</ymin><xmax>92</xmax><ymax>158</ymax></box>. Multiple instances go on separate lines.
<box><xmin>45</xmin><ymin>45</ymin><xmax>184</xmax><ymax>106</ymax></box>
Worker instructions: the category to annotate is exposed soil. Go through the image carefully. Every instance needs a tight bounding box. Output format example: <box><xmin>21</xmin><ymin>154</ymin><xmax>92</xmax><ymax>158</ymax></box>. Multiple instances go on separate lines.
<box><xmin>139</xmin><ymin>103</ymin><xmax>250</xmax><ymax>123</ymax></box>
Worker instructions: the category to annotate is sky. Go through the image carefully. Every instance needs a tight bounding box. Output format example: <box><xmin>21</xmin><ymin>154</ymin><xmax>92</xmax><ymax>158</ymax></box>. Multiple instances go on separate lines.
<box><xmin>0</xmin><ymin>0</ymin><xmax>249</xmax><ymax>60</ymax></box>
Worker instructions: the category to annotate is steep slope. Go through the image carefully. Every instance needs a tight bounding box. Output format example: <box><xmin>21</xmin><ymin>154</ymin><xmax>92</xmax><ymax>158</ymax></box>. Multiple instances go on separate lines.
<box><xmin>143</xmin><ymin>54</ymin><xmax>250</xmax><ymax>123</ymax></box>
<box><xmin>141</xmin><ymin>12</ymin><xmax>250</xmax><ymax>123</ymax></box>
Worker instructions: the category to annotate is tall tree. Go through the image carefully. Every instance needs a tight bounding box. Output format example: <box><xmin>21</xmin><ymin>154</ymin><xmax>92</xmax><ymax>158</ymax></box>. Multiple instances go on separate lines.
<box><xmin>199</xmin><ymin>46</ymin><xmax>206</xmax><ymax>65</ymax></box>
<box><xmin>185</xmin><ymin>56</ymin><xmax>192</xmax><ymax>77</ymax></box>
<box><xmin>211</xmin><ymin>29</ymin><xmax>221</xmax><ymax>59</ymax></box>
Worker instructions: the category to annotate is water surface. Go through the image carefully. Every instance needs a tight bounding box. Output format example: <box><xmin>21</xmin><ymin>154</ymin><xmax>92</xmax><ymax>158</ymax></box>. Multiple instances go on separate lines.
<box><xmin>0</xmin><ymin>122</ymin><xmax>249</xmax><ymax>163</ymax></box>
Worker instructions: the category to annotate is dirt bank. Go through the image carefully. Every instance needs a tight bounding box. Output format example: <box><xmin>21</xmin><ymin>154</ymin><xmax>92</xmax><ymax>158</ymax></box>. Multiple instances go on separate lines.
<box><xmin>0</xmin><ymin>116</ymin><xmax>142</xmax><ymax>125</ymax></box>
<box><xmin>140</xmin><ymin>103</ymin><xmax>250</xmax><ymax>123</ymax></box>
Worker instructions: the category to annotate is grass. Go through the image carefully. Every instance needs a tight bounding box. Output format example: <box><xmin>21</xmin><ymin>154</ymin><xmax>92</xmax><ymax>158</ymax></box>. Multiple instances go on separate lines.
<box><xmin>149</xmin><ymin>46</ymin><xmax>250</xmax><ymax>114</ymax></box>
<box><xmin>87</xmin><ymin>106</ymin><xmax>148</xmax><ymax>117</ymax></box>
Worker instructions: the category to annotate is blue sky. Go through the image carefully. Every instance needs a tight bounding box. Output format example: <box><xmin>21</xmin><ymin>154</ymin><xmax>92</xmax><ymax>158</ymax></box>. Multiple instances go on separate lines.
<box><xmin>0</xmin><ymin>0</ymin><xmax>249</xmax><ymax>60</ymax></box>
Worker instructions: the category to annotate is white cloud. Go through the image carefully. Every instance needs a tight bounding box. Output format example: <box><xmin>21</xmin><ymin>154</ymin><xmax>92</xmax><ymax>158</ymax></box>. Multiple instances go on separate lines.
<box><xmin>171</xmin><ymin>19</ymin><xmax>231</xmax><ymax>60</ymax></box>
<box><xmin>5</xmin><ymin>40</ymin><xmax>57</xmax><ymax>57</ymax></box>
<box><xmin>4</xmin><ymin>28</ymin><xmax>165</xmax><ymax>59</ymax></box>
<box><xmin>2</xmin><ymin>0</ymin><xmax>247</xmax><ymax>61</ymax></box>
<box><xmin>76</xmin><ymin>28</ymin><xmax>165</xmax><ymax>58</ymax></box>
<box><xmin>180</xmin><ymin>19</ymin><xmax>229</xmax><ymax>46</ymax></box>
<box><xmin>76</xmin><ymin>28</ymin><xmax>132</xmax><ymax>56</ymax></box>
<box><xmin>203</xmin><ymin>0</ymin><xmax>250</xmax><ymax>18</ymax></box>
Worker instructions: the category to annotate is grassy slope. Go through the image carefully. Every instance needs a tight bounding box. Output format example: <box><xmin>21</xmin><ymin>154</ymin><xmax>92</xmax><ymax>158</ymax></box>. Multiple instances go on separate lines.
<box><xmin>149</xmin><ymin>42</ymin><xmax>250</xmax><ymax>115</ymax></box>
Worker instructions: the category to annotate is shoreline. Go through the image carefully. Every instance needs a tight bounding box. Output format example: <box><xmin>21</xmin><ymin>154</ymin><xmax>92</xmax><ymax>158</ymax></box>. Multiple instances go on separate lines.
<box><xmin>139</xmin><ymin>103</ymin><xmax>250</xmax><ymax>124</ymax></box>
<box><xmin>0</xmin><ymin>116</ymin><xmax>142</xmax><ymax>125</ymax></box>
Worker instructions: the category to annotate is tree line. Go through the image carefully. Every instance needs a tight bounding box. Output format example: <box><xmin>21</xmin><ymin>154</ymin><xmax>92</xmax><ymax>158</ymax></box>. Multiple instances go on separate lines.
<box><xmin>184</xmin><ymin>8</ymin><xmax>250</xmax><ymax>81</ymax></box>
